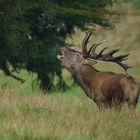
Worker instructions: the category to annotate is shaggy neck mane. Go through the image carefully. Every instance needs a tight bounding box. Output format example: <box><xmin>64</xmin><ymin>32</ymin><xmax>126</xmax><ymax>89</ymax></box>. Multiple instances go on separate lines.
<box><xmin>71</xmin><ymin>64</ymin><xmax>98</xmax><ymax>98</ymax></box>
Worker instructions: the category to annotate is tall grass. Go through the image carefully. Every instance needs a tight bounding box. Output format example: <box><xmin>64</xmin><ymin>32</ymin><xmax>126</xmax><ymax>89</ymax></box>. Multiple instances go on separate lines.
<box><xmin>0</xmin><ymin>89</ymin><xmax>140</xmax><ymax>140</ymax></box>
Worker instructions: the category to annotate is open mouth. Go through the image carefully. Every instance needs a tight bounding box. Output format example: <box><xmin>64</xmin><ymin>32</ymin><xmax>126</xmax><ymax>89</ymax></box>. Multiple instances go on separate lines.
<box><xmin>57</xmin><ymin>51</ymin><xmax>64</xmax><ymax>60</ymax></box>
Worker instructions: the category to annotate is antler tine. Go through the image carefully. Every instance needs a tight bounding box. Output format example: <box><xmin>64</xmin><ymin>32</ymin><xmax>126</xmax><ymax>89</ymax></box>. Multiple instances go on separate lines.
<box><xmin>120</xmin><ymin>51</ymin><xmax>133</xmax><ymax>71</ymax></box>
<box><xmin>88</xmin><ymin>43</ymin><xmax>98</xmax><ymax>57</ymax></box>
<box><xmin>96</xmin><ymin>47</ymin><xmax>108</xmax><ymax>58</ymax></box>
<box><xmin>82</xmin><ymin>31</ymin><xmax>93</xmax><ymax>57</ymax></box>
<box><xmin>113</xmin><ymin>53</ymin><xmax>130</xmax><ymax>61</ymax></box>
<box><xmin>106</xmin><ymin>48</ymin><xmax>120</xmax><ymax>56</ymax></box>
<box><xmin>88</xmin><ymin>42</ymin><xmax>104</xmax><ymax>57</ymax></box>
<box><xmin>87</xmin><ymin>43</ymin><xmax>96</xmax><ymax>55</ymax></box>
<box><xmin>116</xmin><ymin>61</ymin><xmax>132</xmax><ymax>72</ymax></box>
<box><xmin>102</xmin><ymin>50</ymin><xmax>132</xmax><ymax>71</ymax></box>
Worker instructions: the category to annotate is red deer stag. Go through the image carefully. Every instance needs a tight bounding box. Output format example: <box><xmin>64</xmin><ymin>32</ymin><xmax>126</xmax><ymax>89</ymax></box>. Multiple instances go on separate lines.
<box><xmin>57</xmin><ymin>31</ymin><xmax>139</xmax><ymax>109</ymax></box>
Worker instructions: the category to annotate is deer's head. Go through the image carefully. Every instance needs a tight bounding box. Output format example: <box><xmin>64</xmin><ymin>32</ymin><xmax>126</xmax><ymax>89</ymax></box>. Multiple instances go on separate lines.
<box><xmin>57</xmin><ymin>31</ymin><xmax>131</xmax><ymax>72</ymax></box>
<box><xmin>57</xmin><ymin>47</ymin><xmax>91</xmax><ymax>72</ymax></box>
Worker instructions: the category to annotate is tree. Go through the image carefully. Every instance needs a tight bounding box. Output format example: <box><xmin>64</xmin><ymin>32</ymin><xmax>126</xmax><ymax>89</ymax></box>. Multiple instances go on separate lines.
<box><xmin>0</xmin><ymin>0</ymin><xmax>113</xmax><ymax>91</ymax></box>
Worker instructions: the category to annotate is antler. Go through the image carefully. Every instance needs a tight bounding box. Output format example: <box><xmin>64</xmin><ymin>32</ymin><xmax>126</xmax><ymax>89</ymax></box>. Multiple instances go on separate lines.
<box><xmin>82</xmin><ymin>31</ymin><xmax>132</xmax><ymax>72</ymax></box>
<box><xmin>82</xmin><ymin>31</ymin><xmax>93</xmax><ymax>57</ymax></box>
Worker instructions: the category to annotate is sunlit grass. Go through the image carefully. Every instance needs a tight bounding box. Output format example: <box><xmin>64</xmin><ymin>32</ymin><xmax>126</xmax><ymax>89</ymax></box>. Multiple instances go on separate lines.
<box><xmin>0</xmin><ymin>89</ymin><xmax>140</xmax><ymax>140</ymax></box>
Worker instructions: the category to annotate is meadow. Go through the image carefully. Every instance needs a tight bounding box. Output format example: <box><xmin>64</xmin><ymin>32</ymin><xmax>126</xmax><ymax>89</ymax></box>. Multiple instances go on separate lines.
<box><xmin>0</xmin><ymin>4</ymin><xmax>140</xmax><ymax>140</ymax></box>
<box><xmin>0</xmin><ymin>88</ymin><xmax>140</xmax><ymax>140</ymax></box>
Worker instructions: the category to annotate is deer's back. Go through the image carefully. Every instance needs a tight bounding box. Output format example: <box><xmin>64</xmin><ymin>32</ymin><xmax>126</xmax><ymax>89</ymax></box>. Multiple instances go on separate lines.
<box><xmin>91</xmin><ymin>72</ymin><xmax>139</xmax><ymax>104</ymax></box>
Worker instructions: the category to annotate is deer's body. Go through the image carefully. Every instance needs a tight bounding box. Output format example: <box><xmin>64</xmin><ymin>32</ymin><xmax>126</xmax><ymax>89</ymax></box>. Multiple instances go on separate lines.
<box><xmin>72</xmin><ymin>64</ymin><xmax>139</xmax><ymax>108</ymax></box>
<box><xmin>57</xmin><ymin>32</ymin><xmax>139</xmax><ymax>109</ymax></box>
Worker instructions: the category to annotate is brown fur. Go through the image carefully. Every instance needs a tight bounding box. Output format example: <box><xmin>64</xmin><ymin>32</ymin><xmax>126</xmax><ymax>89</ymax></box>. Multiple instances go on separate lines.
<box><xmin>78</xmin><ymin>65</ymin><xmax>139</xmax><ymax>109</ymax></box>
<box><xmin>57</xmin><ymin>47</ymin><xmax>140</xmax><ymax>109</ymax></box>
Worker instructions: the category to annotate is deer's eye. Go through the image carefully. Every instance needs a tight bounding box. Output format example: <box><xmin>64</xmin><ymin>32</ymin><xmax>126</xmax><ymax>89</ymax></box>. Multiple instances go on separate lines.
<box><xmin>74</xmin><ymin>53</ymin><xmax>80</xmax><ymax>57</ymax></box>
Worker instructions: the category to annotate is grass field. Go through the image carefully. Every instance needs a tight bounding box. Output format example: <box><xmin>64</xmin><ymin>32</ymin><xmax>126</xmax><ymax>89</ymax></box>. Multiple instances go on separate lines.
<box><xmin>0</xmin><ymin>3</ymin><xmax>140</xmax><ymax>140</ymax></box>
<box><xmin>0</xmin><ymin>88</ymin><xmax>140</xmax><ymax>140</ymax></box>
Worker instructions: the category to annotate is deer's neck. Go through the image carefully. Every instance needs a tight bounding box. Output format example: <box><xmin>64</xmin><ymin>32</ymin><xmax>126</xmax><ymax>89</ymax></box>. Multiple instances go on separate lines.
<box><xmin>72</xmin><ymin>64</ymin><xmax>98</xmax><ymax>98</ymax></box>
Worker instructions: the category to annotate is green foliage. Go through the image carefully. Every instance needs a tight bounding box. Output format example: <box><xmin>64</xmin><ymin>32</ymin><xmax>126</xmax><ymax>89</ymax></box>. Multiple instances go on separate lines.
<box><xmin>0</xmin><ymin>0</ymin><xmax>113</xmax><ymax>90</ymax></box>
<box><xmin>133</xmin><ymin>0</ymin><xmax>140</xmax><ymax>8</ymax></box>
